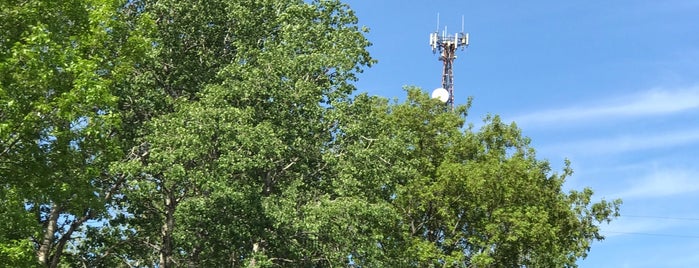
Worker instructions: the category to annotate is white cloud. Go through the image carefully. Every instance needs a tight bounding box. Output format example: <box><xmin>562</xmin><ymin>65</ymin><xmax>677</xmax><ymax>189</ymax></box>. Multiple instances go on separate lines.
<box><xmin>510</xmin><ymin>86</ymin><xmax>699</xmax><ymax>126</ymax></box>
<box><xmin>615</xmin><ymin>168</ymin><xmax>699</xmax><ymax>200</ymax></box>
<box><xmin>602</xmin><ymin>216</ymin><xmax>681</xmax><ymax>237</ymax></box>
<box><xmin>542</xmin><ymin>128</ymin><xmax>699</xmax><ymax>155</ymax></box>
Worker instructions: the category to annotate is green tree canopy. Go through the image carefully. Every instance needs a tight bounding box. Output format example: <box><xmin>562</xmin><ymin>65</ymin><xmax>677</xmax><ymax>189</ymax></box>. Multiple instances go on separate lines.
<box><xmin>0</xmin><ymin>0</ymin><xmax>619</xmax><ymax>267</ymax></box>
<box><xmin>0</xmin><ymin>0</ymin><xmax>149</xmax><ymax>266</ymax></box>
<box><xmin>333</xmin><ymin>88</ymin><xmax>621</xmax><ymax>267</ymax></box>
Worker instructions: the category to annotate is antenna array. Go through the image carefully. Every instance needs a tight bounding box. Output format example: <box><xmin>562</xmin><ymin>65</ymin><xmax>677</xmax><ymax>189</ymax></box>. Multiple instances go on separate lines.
<box><xmin>429</xmin><ymin>15</ymin><xmax>469</xmax><ymax>111</ymax></box>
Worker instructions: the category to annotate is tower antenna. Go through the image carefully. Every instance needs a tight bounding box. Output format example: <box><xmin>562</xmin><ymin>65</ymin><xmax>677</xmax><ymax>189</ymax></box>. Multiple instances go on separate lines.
<box><xmin>429</xmin><ymin>16</ymin><xmax>469</xmax><ymax>111</ymax></box>
<box><xmin>436</xmin><ymin>13</ymin><xmax>440</xmax><ymax>31</ymax></box>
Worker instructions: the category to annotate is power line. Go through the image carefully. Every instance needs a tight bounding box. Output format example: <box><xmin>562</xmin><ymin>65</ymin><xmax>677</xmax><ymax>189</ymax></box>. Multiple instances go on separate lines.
<box><xmin>604</xmin><ymin>215</ymin><xmax>699</xmax><ymax>238</ymax></box>
<box><xmin>603</xmin><ymin>231</ymin><xmax>699</xmax><ymax>239</ymax></box>
<box><xmin>618</xmin><ymin>215</ymin><xmax>699</xmax><ymax>221</ymax></box>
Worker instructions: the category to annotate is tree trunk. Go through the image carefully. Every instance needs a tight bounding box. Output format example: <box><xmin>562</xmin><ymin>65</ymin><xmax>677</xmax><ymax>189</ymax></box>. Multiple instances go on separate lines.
<box><xmin>37</xmin><ymin>203</ymin><xmax>60</xmax><ymax>267</ymax></box>
<box><xmin>37</xmin><ymin>204</ymin><xmax>94</xmax><ymax>268</ymax></box>
<box><xmin>160</xmin><ymin>191</ymin><xmax>176</xmax><ymax>268</ymax></box>
<box><xmin>249</xmin><ymin>242</ymin><xmax>259</xmax><ymax>267</ymax></box>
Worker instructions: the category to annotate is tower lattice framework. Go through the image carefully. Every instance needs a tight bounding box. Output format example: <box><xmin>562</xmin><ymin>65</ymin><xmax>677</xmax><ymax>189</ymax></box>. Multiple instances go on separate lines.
<box><xmin>430</xmin><ymin>27</ymin><xmax>469</xmax><ymax>111</ymax></box>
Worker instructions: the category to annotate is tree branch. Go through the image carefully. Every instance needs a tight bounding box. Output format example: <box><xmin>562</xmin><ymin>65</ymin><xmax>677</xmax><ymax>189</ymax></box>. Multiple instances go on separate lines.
<box><xmin>49</xmin><ymin>209</ymin><xmax>94</xmax><ymax>268</ymax></box>
<box><xmin>0</xmin><ymin>135</ymin><xmax>21</xmax><ymax>158</ymax></box>
<box><xmin>270</xmin><ymin>257</ymin><xmax>295</xmax><ymax>263</ymax></box>
<box><xmin>281</xmin><ymin>157</ymin><xmax>299</xmax><ymax>172</ymax></box>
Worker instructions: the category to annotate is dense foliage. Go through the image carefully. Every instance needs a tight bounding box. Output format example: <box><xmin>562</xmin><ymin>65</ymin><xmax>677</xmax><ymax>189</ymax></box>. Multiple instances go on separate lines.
<box><xmin>1</xmin><ymin>0</ymin><xmax>620</xmax><ymax>267</ymax></box>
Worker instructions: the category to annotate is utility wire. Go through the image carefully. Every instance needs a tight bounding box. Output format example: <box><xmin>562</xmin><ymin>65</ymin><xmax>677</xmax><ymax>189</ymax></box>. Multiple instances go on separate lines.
<box><xmin>601</xmin><ymin>215</ymin><xmax>699</xmax><ymax>239</ymax></box>
<box><xmin>618</xmin><ymin>215</ymin><xmax>699</xmax><ymax>221</ymax></box>
<box><xmin>603</xmin><ymin>231</ymin><xmax>699</xmax><ymax>239</ymax></box>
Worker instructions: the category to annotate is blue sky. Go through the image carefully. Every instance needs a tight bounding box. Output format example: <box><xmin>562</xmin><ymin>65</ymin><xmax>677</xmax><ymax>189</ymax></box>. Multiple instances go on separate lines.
<box><xmin>344</xmin><ymin>1</ymin><xmax>699</xmax><ymax>267</ymax></box>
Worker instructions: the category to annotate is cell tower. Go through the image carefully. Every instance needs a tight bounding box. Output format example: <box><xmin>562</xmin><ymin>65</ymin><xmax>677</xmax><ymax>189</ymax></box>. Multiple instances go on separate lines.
<box><xmin>429</xmin><ymin>16</ymin><xmax>469</xmax><ymax>111</ymax></box>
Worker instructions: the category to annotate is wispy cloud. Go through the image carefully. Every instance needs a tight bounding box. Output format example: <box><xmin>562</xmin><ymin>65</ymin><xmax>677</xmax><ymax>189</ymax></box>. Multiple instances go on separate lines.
<box><xmin>600</xmin><ymin>170</ymin><xmax>699</xmax><ymax>236</ymax></box>
<box><xmin>614</xmin><ymin>168</ymin><xmax>699</xmax><ymax>200</ymax></box>
<box><xmin>601</xmin><ymin>216</ymin><xmax>684</xmax><ymax>237</ymax></box>
<box><xmin>541</xmin><ymin>127</ymin><xmax>699</xmax><ymax>155</ymax></box>
<box><xmin>510</xmin><ymin>86</ymin><xmax>699</xmax><ymax>126</ymax></box>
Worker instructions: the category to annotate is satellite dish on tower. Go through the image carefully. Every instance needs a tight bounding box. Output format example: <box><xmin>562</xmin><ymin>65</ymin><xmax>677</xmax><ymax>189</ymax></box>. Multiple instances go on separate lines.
<box><xmin>431</xmin><ymin>87</ymin><xmax>449</xmax><ymax>103</ymax></box>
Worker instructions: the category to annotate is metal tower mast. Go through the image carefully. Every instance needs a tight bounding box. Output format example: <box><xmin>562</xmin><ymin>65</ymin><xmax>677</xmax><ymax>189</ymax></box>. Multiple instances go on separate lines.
<box><xmin>430</xmin><ymin>22</ymin><xmax>469</xmax><ymax>111</ymax></box>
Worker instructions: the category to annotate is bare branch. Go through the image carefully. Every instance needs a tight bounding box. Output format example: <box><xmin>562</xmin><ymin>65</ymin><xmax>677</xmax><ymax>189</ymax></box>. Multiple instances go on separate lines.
<box><xmin>360</xmin><ymin>135</ymin><xmax>377</xmax><ymax>141</ymax></box>
<box><xmin>281</xmin><ymin>157</ymin><xmax>300</xmax><ymax>172</ymax></box>
<box><xmin>269</xmin><ymin>257</ymin><xmax>295</xmax><ymax>263</ymax></box>
<box><xmin>377</xmin><ymin>156</ymin><xmax>391</xmax><ymax>165</ymax></box>
<box><xmin>104</xmin><ymin>173</ymin><xmax>128</xmax><ymax>202</ymax></box>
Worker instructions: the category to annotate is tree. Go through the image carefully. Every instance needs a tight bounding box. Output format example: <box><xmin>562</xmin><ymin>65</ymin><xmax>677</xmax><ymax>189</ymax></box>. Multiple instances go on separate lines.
<box><xmin>81</xmin><ymin>0</ymin><xmax>375</xmax><ymax>267</ymax></box>
<box><xmin>0</xmin><ymin>0</ymin><xmax>148</xmax><ymax>266</ymax></box>
<box><xmin>330</xmin><ymin>88</ymin><xmax>621</xmax><ymax>267</ymax></box>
